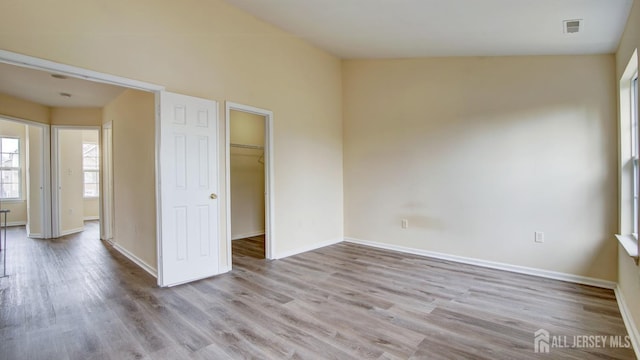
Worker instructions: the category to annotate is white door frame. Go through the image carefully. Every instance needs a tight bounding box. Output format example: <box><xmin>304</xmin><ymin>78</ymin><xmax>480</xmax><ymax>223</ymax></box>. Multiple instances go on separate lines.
<box><xmin>51</xmin><ymin>125</ymin><xmax>101</xmax><ymax>237</ymax></box>
<box><xmin>101</xmin><ymin>121</ymin><xmax>114</xmax><ymax>241</ymax></box>
<box><xmin>0</xmin><ymin>115</ymin><xmax>51</xmax><ymax>239</ymax></box>
<box><xmin>225</xmin><ymin>101</ymin><xmax>275</xmax><ymax>264</ymax></box>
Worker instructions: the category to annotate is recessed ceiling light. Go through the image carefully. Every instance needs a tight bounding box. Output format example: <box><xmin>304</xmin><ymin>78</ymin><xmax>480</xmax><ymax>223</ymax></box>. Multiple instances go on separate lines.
<box><xmin>51</xmin><ymin>74</ymin><xmax>68</xmax><ymax>79</ymax></box>
<box><xmin>59</xmin><ymin>92</ymin><xmax>72</xmax><ymax>98</ymax></box>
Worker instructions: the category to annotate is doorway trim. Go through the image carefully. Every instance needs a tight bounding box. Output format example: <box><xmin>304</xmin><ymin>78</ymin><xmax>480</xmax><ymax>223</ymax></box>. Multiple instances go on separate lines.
<box><xmin>225</xmin><ymin>101</ymin><xmax>275</xmax><ymax>265</ymax></box>
<box><xmin>0</xmin><ymin>50</ymin><xmax>164</xmax><ymax>92</ymax></box>
<box><xmin>101</xmin><ymin>121</ymin><xmax>114</xmax><ymax>241</ymax></box>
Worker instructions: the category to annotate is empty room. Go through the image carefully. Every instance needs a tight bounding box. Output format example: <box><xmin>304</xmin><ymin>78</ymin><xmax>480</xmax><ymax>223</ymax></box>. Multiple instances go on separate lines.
<box><xmin>1</xmin><ymin>0</ymin><xmax>640</xmax><ymax>359</ymax></box>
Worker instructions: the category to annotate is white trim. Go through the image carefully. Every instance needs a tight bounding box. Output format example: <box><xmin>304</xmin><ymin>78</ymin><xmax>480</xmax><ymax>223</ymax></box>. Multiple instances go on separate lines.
<box><xmin>225</xmin><ymin>102</ymin><xmax>275</xmax><ymax>268</ymax></box>
<box><xmin>344</xmin><ymin>237</ymin><xmax>617</xmax><ymax>289</ymax></box>
<box><xmin>615</xmin><ymin>285</ymin><xmax>640</xmax><ymax>358</ymax></box>
<box><xmin>101</xmin><ymin>121</ymin><xmax>114</xmax><ymax>241</ymax></box>
<box><xmin>83</xmin><ymin>216</ymin><xmax>99</xmax><ymax>221</ymax></box>
<box><xmin>59</xmin><ymin>227</ymin><xmax>84</xmax><ymax>237</ymax></box>
<box><xmin>616</xmin><ymin>234</ymin><xmax>639</xmax><ymax>259</ymax></box>
<box><xmin>154</xmin><ymin>92</ymin><xmax>163</xmax><ymax>286</ymax></box>
<box><xmin>0</xmin><ymin>199</ymin><xmax>26</xmax><ymax>203</ymax></box>
<box><xmin>6</xmin><ymin>221</ymin><xmax>26</xmax><ymax>227</ymax></box>
<box><xmin>51</xmin><ymin>127</ymin><xmax>60</xmax><ymax>237</ymax></box>
<box><xmin>42</xmin><ymin>124</ymin><xmax>52</xmax><ymax>239</ymax></box>
<box><xmin>27</xmin><ymin>232</ymin><xmax>43</xmax><ymax>239</ymax></box>
<box><xmin>274</xmin><ymin>238</ymin><xmax>343</xmax><ymax>260</ymax></box>
<box><xmin>232</xmin><ymin>231</ymin><xmax>265</xmax><ymax>241</ymax></box>
<box><xmin>0</xmin><ymin>50</ymin><xmax>164</xmax><ymax>92</ymax></box>
<box><xmin>112</xmin><ymin>242</ymin><xmax>158</xmax><ymax>278</ymax></box>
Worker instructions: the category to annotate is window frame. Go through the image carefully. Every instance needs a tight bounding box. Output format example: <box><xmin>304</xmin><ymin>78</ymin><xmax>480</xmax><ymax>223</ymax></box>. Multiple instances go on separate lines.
<box><xmin>82</xmin><ymin>141</ymin><xmax>99</xmax><ymax>199</ymax></box>
<box><xmin>616</xmin><ymin>51</ymin><xmax>639</xmax><ymax>260</ymax></box>
<box><xmin>0</xmin><ymin>136</ymin><xmax>22</xmax><ymax>201</ymax></box>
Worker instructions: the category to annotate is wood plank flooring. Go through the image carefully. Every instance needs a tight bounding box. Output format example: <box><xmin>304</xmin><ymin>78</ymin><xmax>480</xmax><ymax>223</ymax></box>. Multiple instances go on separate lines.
<box><xmin>0</xmin><ymin>223</ymin><xmax>635</xmax><ymax>359</ymax></box>
<box><xmin>232</xmin><ymin>236</ymin><xmax>265</xmax><ymax>260</ymax></box>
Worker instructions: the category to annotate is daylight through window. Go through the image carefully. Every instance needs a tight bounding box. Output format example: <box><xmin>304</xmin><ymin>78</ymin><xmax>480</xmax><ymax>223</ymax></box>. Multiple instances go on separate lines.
<box><xmin>83</xmin><ymin>142</ymin><xmax>99</xmax><ymax>197</ymax></box>
<box><xmin>0</xmin><ymin>137</ymin><xmax>20</xmax><ymax>200</ymax></box>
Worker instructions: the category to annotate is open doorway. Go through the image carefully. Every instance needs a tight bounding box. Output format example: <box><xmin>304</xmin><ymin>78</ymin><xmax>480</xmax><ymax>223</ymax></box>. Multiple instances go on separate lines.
<box><xmin>1</xmin><ymin>50</ymin><xmax>234</xmax><ymax>286</ymax></box>
<box><xmin>226</xmin><ymin>102</ymin><xmax>274</xmax><ymax>266</ymax></box>
<box><xmin>0</xmin><ymin>116</ymin><xmax>50</xmax><ymax>239</ymax></box>
<box><xmin>51</xmin><ymin>127</ymin><xmax>100</xmax><ymax>237</ymax></box>
<box><xmin>229</xmin><ymin>110</ymin><xmax>266</xmax><ymax>262</ymax></box>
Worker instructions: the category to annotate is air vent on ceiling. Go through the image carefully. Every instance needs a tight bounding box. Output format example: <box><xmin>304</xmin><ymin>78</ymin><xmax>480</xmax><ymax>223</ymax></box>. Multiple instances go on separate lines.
<box><xmin>563</xmin><ymin>19</ymin><xmax>582</xmax><ymax>34</ymax></box>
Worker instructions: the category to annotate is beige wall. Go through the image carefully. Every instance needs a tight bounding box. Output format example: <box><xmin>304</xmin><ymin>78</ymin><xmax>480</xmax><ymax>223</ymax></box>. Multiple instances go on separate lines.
<box><xmin>0</xmin><ymin>119</ymin><xmax>28</xmax><ymax>225</ymax></box>
<box><xmin>103</xmin><ymin>89</ymin><xmax>157</xmax><ymax>269</ymax></box>
<box><xmin>57</xmin><ymin>129</ymin><xmax>84</xmax><ymax>234</ymax></box>
<box><xmin>230</xmin><ymin>110</ymin><xmax>265</xmax><ymax>240</ymax></box>
<box><xmin>0</xmin><ymin>93</ymin><xmax>49</xmax><ymax>124</ymax></box>
<box><xmin>51</xmin><ymin>107</ymin><xmax>102</xmax><ymax>126</ymax></box>
<box><xmin>343</xmin><ymin>55</ymin><xmax>617</xmax><ymax>281</ymax></box>
<box><xmin>616</xmin><ymin>0</ymin><xmax>640</xmax><ymax>342</ymax></box>
<box><xmin>0</xmin><ymin>0</ymin><xmax>344</xmax><ymax>267</ymax></box>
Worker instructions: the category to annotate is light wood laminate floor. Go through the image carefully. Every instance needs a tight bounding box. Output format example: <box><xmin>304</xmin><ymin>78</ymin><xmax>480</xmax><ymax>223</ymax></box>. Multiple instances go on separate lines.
<box><xmin>0</xmin><ymin>223</ymin><xmax>634</xmax><ymax>359</ymax></box>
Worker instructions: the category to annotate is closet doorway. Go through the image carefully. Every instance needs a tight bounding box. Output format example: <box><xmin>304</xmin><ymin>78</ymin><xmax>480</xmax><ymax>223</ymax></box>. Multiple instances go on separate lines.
<box><xmin>225</xmin><ymin>102</ymin><xmax>274</xmax><ymax>266</ymax></box>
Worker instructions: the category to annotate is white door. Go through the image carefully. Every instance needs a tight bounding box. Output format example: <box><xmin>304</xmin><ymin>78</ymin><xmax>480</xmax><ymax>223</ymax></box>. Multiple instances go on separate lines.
<box><xmin>157</xmin><ymin>92</ymin><xmax>220</xmax><ymax>287</ymax></box>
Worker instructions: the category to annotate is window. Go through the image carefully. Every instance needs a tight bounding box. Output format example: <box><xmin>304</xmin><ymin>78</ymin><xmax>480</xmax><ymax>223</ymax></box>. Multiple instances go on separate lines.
<box><xmin>83</xmin><ymin>142</ymin><xmax>99</xmax><ymax>197</ymax></box>
<box><xmin>617</xmin><ymin>51</ymin><xmax>639</xmax><ymax>259</ymax></box>
<box><xmin>0</xmin><ymin>137</ymin><xmax>20</xmax><ymax>200</ymax></box>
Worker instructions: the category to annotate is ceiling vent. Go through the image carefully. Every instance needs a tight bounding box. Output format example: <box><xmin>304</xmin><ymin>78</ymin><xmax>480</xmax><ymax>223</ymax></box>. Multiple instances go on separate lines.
<box><xmin>563</xmin><ymin>19</ymin><xmax>582</xmax><ymax>34</ymax></box>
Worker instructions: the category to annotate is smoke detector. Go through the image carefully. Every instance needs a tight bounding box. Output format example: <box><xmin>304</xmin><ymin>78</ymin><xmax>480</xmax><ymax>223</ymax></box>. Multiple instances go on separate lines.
<box><xmin>563</xmin><ymin>19</ymin><xmax>582</xmax><ymax>34</ymax></box>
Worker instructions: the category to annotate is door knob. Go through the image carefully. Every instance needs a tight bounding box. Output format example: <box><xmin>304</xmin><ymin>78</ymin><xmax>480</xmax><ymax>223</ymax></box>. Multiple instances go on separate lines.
<box><xmin>210</xmin><ymin>193</ymin><xmax>217</xmax><ymax>199</ymax></box>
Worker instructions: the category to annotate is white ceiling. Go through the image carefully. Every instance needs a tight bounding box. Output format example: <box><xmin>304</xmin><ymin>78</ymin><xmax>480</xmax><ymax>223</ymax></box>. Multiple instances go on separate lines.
<box><xmin>0</xmin><ymin>62</ymin><xmax>125</xmax><ymax>108</ymax></box>
<box><xmin>224</xmin><ymin>0</ymin><xmax>634</xmax><ymax>58</ymax></box>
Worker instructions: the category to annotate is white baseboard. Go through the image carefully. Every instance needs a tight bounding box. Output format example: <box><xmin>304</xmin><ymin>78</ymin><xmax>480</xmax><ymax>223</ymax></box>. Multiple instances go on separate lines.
<box><xmin>615</xmin><ymin>286</ymin><xmax>640</xmax><ymax>358</ymax></box>
<box><xmin>7</xmin><ymin>221</ymin><xmax>26</xmax><ymax>227</ymax></box>
<box><xmin>84</xmin><ymin>216</ymin><xmax>99</xmax><ymax>221</ymax></box>
<box><xmin>344</xmin><ymin>237</ymin><xmax>616</xmax><ymax>290</ymax></box>
<box><xmin>27</xmin><ymin>232</ymin><xmax>43</xmax><ymax>239</ymax></box>
<box><xmin>232</xmin><ymin>231</ymin><xmax>265</xmax><ymax>241</ymax></box>
<box><xmin>112</xmin><ymin>242</ymin><xmax>158</xmax><ymax>278</ymax></box>
<box><xmin>60</xmin><ymin>227</ymin><xmax>84</xmax><ymax>237</ymax></box>
<box><xmin>275</xmin><ymin>237</ymin><xmax>344</xmax><ymax>259</ymax></box>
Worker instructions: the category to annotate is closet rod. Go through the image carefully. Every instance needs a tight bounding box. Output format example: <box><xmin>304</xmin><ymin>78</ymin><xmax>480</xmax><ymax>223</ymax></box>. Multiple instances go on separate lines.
<box><xmin>230</xmin><ymin>143</ymin><xmax>264</xmax><ymax>150</ymax></box>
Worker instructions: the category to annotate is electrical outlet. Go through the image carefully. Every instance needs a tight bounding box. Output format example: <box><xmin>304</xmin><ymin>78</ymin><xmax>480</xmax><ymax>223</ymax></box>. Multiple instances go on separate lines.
<box><xmin>401</xmin><ymin>219</ymin><xmax>408</xmax><ymax>229</ymax></box>
<box><xmin>535</xmin><ymin>231</ymin><xmax>544</xmax><ymax>243</ymax></box>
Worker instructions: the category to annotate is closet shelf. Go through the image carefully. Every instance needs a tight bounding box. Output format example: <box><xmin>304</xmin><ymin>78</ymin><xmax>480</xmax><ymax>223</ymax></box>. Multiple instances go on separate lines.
<box><xmin>230</xmin><ymin>143</ymin><xmax>263</xmax><ymax>150</ymax></box>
